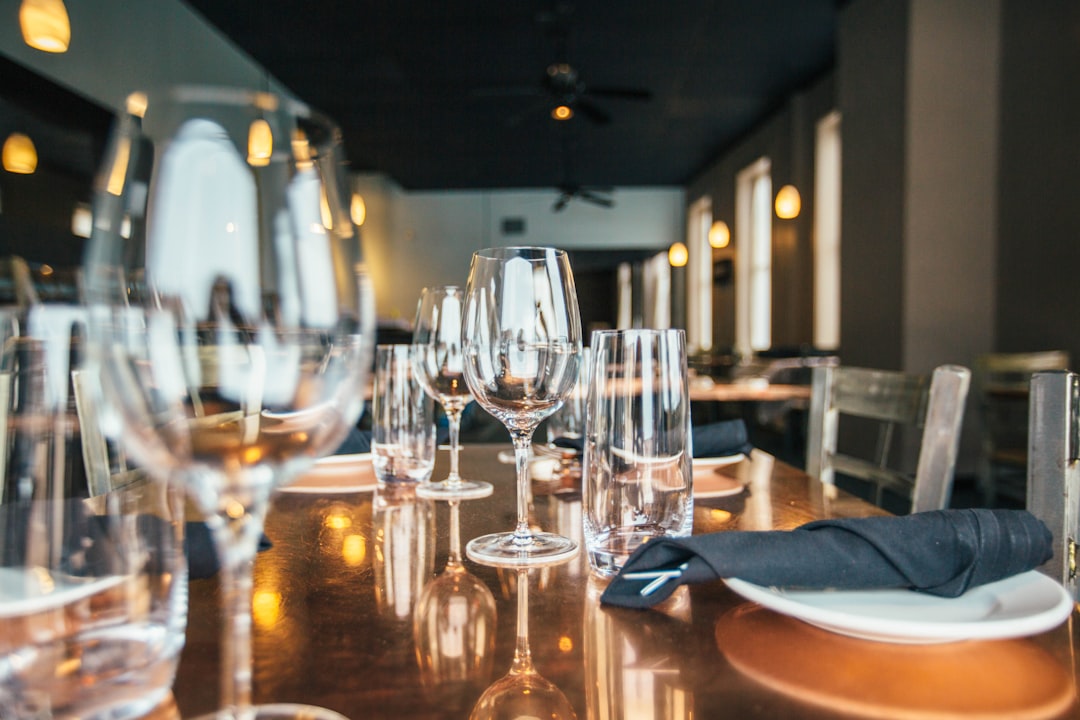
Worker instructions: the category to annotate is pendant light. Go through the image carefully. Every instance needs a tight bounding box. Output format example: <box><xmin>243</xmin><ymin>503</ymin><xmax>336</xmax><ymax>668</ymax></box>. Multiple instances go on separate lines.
<box><xmin>668</xmin><ymin>242</ymin><xmax>689</xmax><ymax>268</ymax></box>
<box><xmin>19</xmin><ymin>0</ymin><xmax>70</xmax><ymax>53</ymax></box>
<box><xmin>350</xmin><ymin>193</ymin><xmax>366</xmax><ymax>227</ymax></box>
<box><xmin>3</xmin><ymin>133</ymin><xmax>38</xmax><ymax>174</ymax></box>
<box><xmin>247</xmin><ymin>118</ymin><xmax>273</xmax><ymax>167</ymax></box>
<box><xmin>774</xmin><ymin>184</ymin><xmax>801</xmax><ymax>219</ymax></box>
<box><xmin>708</xmin><ymin>221</ymin><xmax>731</xmax><ymax>249</ymax></box>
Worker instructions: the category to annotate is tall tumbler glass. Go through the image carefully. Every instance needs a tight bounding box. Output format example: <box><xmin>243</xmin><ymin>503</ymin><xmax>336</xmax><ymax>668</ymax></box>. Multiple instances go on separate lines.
<box><xmin>582</xmin><ymin>329</ymin><xmax>693</xmax><ymax>577</ymax></box>
<box><xmin>0</xmin><ymin>293</ymin><xmax>187</xmax><ymax>720</ymax></box>
<box><xmin>371</xmin><ymin>345</ymin><xmax>437</xmax><ymax>486</ymax></box>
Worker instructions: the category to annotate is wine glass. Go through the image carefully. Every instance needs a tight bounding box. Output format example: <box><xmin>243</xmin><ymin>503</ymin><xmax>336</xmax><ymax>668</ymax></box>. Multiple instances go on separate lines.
<box><xmin>83</xmin><ymin>86</ymin><xmax>373</xmax><ymax>720</ymax></box>
<box><xmin>412</xmin><ymin>286</ymin><xmax>492</xmax><ymax>499</ymax></box>
<box><xmin>461</xmin><ymin>246</ymin><xmax>581</xmax><ymax>566</ymax></box>
<box><xmin>468</xmin><ymin>568</ymin><xmax>577</xmax><ymax>720</ymax></box>
<box><xmin>413</xmin><ymin>499</ymin><xmax>497</xmax><ymax>708</ymax></box>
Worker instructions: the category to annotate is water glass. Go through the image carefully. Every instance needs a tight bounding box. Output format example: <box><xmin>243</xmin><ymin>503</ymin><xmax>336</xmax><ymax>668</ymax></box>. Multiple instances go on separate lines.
<box><xmin>372</xmin><ymin>345</ymin><xmax>437</xmax><ymax>485</ymax></box>
<box><xmin>0</xmin><ymin>301</ymin><xmax>187</xmax><ymax>720</ymax></box>
<box><xmin>582</xmin><ymin>329</ymin><xmax>693</xmax><ymax>576</ymax></box>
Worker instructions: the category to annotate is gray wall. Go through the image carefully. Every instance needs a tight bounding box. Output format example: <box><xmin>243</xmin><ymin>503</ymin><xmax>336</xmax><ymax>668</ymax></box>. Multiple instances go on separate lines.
<box><xmin>996</xmin><ymin>0</ymin><xmax>1080</xmax><ymax>364</ymax></box>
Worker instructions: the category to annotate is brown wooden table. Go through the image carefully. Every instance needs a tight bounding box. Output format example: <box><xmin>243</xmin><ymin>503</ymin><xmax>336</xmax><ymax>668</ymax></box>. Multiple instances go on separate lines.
<box><xmin>169</xmin><ymin>445</ymin><xmax>1080</xmax><ymax>719</ymax></box>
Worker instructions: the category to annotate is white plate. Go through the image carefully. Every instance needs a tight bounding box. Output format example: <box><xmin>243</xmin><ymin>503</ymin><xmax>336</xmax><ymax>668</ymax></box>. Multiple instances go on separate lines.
<box><xmin>280</xmin><ymin>453</ymin><xmax>377</xmax><ymax>494</ymax></box>
<box><xmin>724</xmin><ymin>570</ymin><xmax>1074</xmax><ymax>644</ymax></box>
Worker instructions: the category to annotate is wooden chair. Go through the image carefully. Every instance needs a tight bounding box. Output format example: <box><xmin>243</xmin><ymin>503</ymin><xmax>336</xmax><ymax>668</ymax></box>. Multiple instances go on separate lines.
<box><xmin>975</xmin><ymin>350</ymin><xmax>1070</xmax><ymax>506</ymax></box>
<box><xmin>1026</xmin><ymin>370</ymin><xmax>1080</xmax><ymax>601</ymax></box>
<box><xmin>806</xmin><ymin>364</ymin><xmax>971</xmax><ymax>513</ymax></box>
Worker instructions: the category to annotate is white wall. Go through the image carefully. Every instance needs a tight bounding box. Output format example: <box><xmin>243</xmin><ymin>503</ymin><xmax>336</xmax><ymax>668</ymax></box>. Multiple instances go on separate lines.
<box><xmin>361</xmin><ymin>184</ymin><xmax>684</xmax><ymax>323</ymax></box>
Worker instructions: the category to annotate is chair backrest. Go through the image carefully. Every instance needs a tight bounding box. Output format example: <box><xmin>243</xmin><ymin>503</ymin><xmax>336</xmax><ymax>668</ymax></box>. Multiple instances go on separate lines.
<box><xmin>806</xmin><ymin>364</ymin><xmax>971</xmax><ymax>513</ymax></box>
<box><xmin>1026</xmin><ymin>370</ymin><xmax>1080</xmax><ymax>600</ymax></box>
<box><xmin>975</xmin><ymin>350</ymin><xmax>1070</xmax><ymax>504</ymax></box>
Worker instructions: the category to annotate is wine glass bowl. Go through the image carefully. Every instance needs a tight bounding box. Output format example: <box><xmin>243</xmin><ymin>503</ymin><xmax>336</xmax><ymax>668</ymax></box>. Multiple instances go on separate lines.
<box><xmin>83</xmin><ymin>86</ymin><xmax>372</xmax><ymax>720</ymax></box>
<box><xmin>461</xmin><ymin>247</ymin><xmax>582</xmax><ymax>567</ymax></box>
<box><xmin>412</xmin><ymin>286</ymin><xmax>492</xmax><ymax>500</ymax></box>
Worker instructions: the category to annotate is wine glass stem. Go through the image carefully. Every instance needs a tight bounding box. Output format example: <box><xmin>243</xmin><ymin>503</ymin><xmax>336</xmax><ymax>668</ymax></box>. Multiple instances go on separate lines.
<box><xmin>511</xmin><ymin>432</ymin><xmax>534</xmax><ymax>545</ymax></box>
<box><xmin>448</xmin><ymin>499</ymin><xmax>462</xmax><ymax>566</ymax></box>
<box><xmin>210</xmin><ymin>499</ymin><xmax>270</xmax><ymax>719</ymax></box>
<box><xmin>445</xmin><ymin>406</ymin><xmax>463</xmax><ymax>486</ymax></box>
<box><xmin>510</xmin><ymin>568</ymin><xmax>533</xmax><ymax>674</ymax></box>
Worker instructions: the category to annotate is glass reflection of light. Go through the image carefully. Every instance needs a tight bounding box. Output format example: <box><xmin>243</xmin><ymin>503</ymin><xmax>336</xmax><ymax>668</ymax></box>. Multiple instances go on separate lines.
<box><xmin>374</xmin><ymin>485</ymin><xmax>434</xmax><ymax>620</ymax></box>
<box><xmin>252</xmin><ymin>590</ymin><xmax>282</xmax><ymax>628</ymax></box>
<box><xmin>342</xmin><ymin>534</ymin><xmax>366</xmax><ymax>566</ymax></box>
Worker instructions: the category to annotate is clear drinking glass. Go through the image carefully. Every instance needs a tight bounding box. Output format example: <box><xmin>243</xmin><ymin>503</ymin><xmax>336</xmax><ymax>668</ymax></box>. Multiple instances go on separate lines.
<box><xmin>582</xmin><ymin>329</ymin><xmax>693</xmax><ymax>577</ymax></box>
<box><xmin>83</xmin><ymin>86</ymin><xmax>374</xmax><ymax>720</ymax></box>
<box><xmin>461</xmin><ymin>246</ymin><xmax>582</xmax><ymax>567</ymax></box>
<box><xmin>0</xmin><ymin>287</ymin><xmax>187</xmax><ymax>720</ymax></box>
<box><xmin>412</xmin><ymin>286</ymin><xmax>492</xmax><ymax>499</ymax></box>
<box><xmin>371</xmin><ymin>344</ymin><xmax>437</xmax><ymax>486</ymax></box>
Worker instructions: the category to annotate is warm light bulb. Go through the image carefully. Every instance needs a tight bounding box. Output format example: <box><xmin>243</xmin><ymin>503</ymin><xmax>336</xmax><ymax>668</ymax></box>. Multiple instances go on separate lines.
<box><xmin>19</xmin><ymin>0</ymin><xmax>70</xmax><ymax>53</ymax></box>
<box><xmin>708</xmin><ymin>220</ymin><xmax>731</xmax><ymax>248</ymax></box>
<box><xmin>668</xmin><ymin>241</ymin><xmax>689</xmax><ymax>267</ymax></box>
<box><xmin>247</xmin><ymin>118</ymin><xmax>273</xmax><ymax>167</ymax></box>
<box><xmin>3</xmin><ymin>133</ymin><xmax>37</xmax><ymax>174</ymax></box>
<box><xmin>551</xmin><ymin>105</ymin><xmax>573</xmax><ymax>121</ymax></box>
<box><xmin>775</xmin><ymin>184</ymin><xmax>801</xmax><ymax>219</ymax></box>
<box><xmin>126</xmin><ymin>91</ymin><xmax>148</xmax><ymax>119</ymax></box>
<box><xmin>350</xmin><ymin>193</ymin><xmax>366</xmax><ymax>226</ymax></box>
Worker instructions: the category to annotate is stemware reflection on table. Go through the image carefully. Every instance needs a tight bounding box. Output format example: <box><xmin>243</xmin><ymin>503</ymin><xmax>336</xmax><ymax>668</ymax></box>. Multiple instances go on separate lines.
<box><xmin>413</xmin><ymin>499</ymin><xmax>497</xmax><ymax>709</ymax></box>
<box><xmin>412</xmin><ymin>286</ymin><xmax>493</xmax><ymax>500</ymax></box>
<box><xmin>84</xmin><ymin>86</ymin><xmax>373</xmax><ymax>720</ymax></box>
<box><xmin>460</xmin><ymin>246</ymin><xmax>582</xmax><ymax>567</ymax></box>
<box><xmin>468</xmin><ymin>568</ymin><xmax>578</xmax><ymax>720</ymax></box>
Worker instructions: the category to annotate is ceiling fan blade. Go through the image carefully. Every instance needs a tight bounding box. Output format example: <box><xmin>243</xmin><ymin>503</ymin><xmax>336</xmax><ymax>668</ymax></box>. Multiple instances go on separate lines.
<box><xmin>552</xmin><ymin>192</ymin><xmax>572</xmax><ymax>212</ymax></box>
<box><xmin>579</xmin><ymin>189</ymin><xmax>615</xmax><ymax>208</ymax></box>
<box><xmin>470</xmin><ymin>85</ymin><xmax>545</xmax><ymax>98</ymax></box>
<box><xmin>586</xmin><ymin>86</ymin><xmax>653</xmax><ymax>101</ymax></box>
<box><xmin>575</xmin><ymin>97</ymin><xmax>612</xmax><ymax>125</ymax></box>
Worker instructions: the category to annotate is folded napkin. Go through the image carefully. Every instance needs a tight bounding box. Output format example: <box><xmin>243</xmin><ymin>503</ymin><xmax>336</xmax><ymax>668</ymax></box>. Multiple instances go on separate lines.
<box><xmin>601</xmin><ymin>509</ymin><xmax>1053</xmax><ymax>609</ymax></box>
<box><xmin>552</xmin><ymin>419</ymin><xmax>753</xmax><ymax>458</ymax></box>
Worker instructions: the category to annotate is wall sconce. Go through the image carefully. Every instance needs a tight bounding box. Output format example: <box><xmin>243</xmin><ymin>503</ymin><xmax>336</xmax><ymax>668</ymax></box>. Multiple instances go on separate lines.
<box><xmin>20</xmin><ymin>0</ymin><xmax>70</xmax><ymax>53</ymax></box>
<box><xmin>247</xmin><ymin>118</ymin><xmax>273</xmax><ymax>167</ymax></box>
<box><xmin>3</xmin><ymin>133</ymin><xmax>38</xmax><ymax>174</ymax></box>
<box><xmin>708</xmin><ymin>220</ymin><xmax>730</xmax><ymax>249</ymax></box>
<box><xmin>774</xmin><ymin>184</ymin><xmax>801</xmax><ymax>219</ymax></box>
<box><xmin>350</xmin><ymin>193</ymin><xmax>366</xmax><ymax>226</ymax></box>
<box><xmin>668</xmin><ymin>241</ymin><xmax>689</xmax><ymax>268</ymax></box>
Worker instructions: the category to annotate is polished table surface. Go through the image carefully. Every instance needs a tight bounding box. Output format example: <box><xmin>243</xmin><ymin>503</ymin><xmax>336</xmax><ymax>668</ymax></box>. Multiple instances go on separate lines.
<box><xmin>172</xmin><ymin>445</ymin><xmax>1080</xmax><ymax>719</ymax></box>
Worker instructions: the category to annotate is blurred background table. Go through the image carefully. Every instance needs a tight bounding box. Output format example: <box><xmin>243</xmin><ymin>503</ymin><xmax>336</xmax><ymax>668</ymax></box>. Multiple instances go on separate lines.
<box><xmin>171</xmin><ymin>445</ymin><xmax>1080</xmax><ymax>719</ymax></box>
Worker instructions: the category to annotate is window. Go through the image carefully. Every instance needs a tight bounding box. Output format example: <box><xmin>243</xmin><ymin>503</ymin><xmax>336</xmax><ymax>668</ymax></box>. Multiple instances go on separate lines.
<box><xmin>686</xmin><ymin>196</ymin><xmax>712</xmax><ymax>352</ymax></box>
<box><xmin>735</xmin><ymin>158</ymin><xmax>772</xmax><ymax>356</ymax></box>
<box><xmin>814</xmin><ymin>111</ymin><xmax>842</xmax><ymax>350</ymax></box>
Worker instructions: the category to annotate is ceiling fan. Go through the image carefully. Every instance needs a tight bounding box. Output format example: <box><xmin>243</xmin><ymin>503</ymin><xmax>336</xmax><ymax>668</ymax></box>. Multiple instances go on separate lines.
<box><xmin>472</xmin><ymin>4</ymin><xmax>651</xmax><ymax>126</ymax></box>
<box><xmin>552</xmin><ymin>182</ymin><xmax>614</xmax><ymax>212</ymax></box>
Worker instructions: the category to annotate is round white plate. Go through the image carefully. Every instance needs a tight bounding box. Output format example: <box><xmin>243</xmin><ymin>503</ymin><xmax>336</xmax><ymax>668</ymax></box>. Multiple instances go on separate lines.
<box><xmin>724</xmin><ymin>570</ymin><xmax>1074</xmax><ymax>644</ymax></box>
<box><xmin>280</xmin><ymin>453</ymin><xmax>376</xmax><ymax>494</ymax></box>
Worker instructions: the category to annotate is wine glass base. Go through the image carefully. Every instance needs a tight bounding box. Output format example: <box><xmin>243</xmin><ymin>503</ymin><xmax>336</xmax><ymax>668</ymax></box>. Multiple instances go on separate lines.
<box><xmin>416</xmin><ymin>479</ymin><xmax>493</xmax><ymax>500</ymax></box>
<box><xmin>466</xmin><ymin>531</ymin><xmax>578</xmax><ymax>568</ymax></box>
<box><xmin>194</xmin><ymin>703</ymin><xmax>349</xmax><ymax>720</ymax></box>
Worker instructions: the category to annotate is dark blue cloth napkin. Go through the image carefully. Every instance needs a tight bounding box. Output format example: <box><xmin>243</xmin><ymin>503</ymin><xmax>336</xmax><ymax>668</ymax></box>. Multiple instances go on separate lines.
<box><xmin>553</xmin><ymin>419</ymin><xmax>752</xmax><ymax>458</ymax></box>
<box><xmin>600</xmin><ymin>509</ymin><xmax>1053</xmax><ymax>609</ymax></box>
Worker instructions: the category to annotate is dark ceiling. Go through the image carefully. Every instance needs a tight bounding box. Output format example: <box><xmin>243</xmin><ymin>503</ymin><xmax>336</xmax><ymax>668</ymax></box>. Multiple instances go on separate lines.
<box><xmin>186</xmin><ymin>1</ymin><xmax>839</xmax><ymax>192</ymax></box>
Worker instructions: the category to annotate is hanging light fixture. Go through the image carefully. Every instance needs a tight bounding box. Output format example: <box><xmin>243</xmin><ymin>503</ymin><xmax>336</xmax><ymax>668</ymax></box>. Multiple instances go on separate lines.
<box><xmin>350</xmin><ymin>193</ymin><xmax>366</xmax><ymax>227</ymax></box>
<box><xmin>247</xmin><ymin>118</ymin><xmax>273</xmax><ymax>167</ymax></box>
<box><xmin>668</xmin><ymin>242</ymin><xmax>689</xmax><ymax>268</ymax></box>
<box><xmin>708</xmin><ymin>220</ymin><xmax>731</xmax><ymax>249</ymax></box>
<box><xmin>774</xmin><ymin>184</ymin><xmax>801</xmax><ymax>219</ymax></box>
<box><xmin>551</xmin><ymin>105</ymin><xmax>573</xmax><ymax>121</ymax></box>
<box><xmin>3</xmin><ymin>133</ymin><xmax>38</xmax><ymax>174</ymax></box>
<box><xmin>19</xmin><ymin>0</ymin><xmax>70</xmax><ymax>53</ymax></box>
